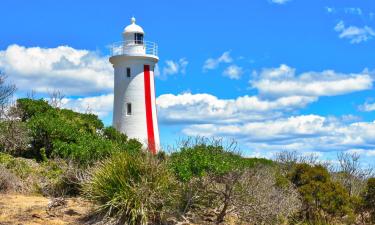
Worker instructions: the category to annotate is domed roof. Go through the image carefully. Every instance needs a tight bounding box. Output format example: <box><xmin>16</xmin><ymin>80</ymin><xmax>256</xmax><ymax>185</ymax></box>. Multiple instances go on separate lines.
<box><xmin>123</xmin><ymin>17</ymin><xmax>144</xmax><ymax>34</ymax></box>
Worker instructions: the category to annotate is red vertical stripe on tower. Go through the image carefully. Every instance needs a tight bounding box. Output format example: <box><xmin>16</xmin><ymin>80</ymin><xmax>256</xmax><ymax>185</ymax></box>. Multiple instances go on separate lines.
<box><xmin>144</xmin><ymin>65</ymin><xmax>156</xmax><ymax>154</ymax></box>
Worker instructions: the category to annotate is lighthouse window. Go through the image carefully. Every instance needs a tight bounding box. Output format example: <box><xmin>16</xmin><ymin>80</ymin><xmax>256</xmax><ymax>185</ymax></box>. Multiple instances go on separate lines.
<box><xmin>134</xmin><ymin>33</ymin><xmax>143</xmax><ymax>44</ymax></box>
<box><xmin>127</xmin><ymin>103</ymin><xmax>132</xmax><ymax>115</ymax></box>
<box><xmin>126</xmin><ymin>67</ymin><xmax>131</xmax><ymax>77</ymax></box>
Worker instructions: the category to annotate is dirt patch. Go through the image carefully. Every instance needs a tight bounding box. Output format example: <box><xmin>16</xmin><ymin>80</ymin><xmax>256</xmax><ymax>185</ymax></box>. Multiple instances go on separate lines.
<box><xmin>0</xmin><ymin>194</ymin><xmax>92</xmax><ymax>225</ymax></box>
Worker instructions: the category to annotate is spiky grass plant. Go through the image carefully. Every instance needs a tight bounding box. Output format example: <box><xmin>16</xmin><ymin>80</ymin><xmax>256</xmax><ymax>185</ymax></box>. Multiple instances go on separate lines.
<box><xmin>83</xmin><ymin>151</ymin><xmax>178</xmax><ymax>225</ymax></box>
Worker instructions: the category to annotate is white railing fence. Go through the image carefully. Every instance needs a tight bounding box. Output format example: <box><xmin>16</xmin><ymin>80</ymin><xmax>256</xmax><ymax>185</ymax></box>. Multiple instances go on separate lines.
<box><xmin>110</xmin><ymin>41</ymin><xmax>158</xmax><ymax>57</ymax></box>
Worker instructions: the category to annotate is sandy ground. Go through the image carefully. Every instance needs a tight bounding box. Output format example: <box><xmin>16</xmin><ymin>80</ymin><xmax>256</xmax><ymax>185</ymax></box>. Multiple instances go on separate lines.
<box><xmin>0</xmin><ymin>194</ymin><xmax>91</xmax><ymax>225</ymax></box>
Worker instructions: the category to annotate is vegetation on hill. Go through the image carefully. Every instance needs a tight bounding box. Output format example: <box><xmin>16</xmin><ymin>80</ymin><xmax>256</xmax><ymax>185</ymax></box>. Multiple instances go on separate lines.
<box><xmin>0</xmin><ymin>76</ymin><xmax>374</xmax><ymax>225</ymax></box>
<box><xmin>11</xmin><ymin>98</ymin><xmax>142</xmax><ymax>164</ymax></box>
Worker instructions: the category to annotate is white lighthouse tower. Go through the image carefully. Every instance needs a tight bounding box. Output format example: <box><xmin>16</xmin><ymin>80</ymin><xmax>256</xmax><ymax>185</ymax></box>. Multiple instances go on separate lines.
<box><xmin>109</xmin><ymin>17</ymin><xmax>160</xmax><ymax>154</ymax></box>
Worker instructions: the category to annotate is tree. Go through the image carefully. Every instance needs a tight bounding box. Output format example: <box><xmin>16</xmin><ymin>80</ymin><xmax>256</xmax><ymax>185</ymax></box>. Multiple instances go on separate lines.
<box><xmin>288</xmin><ymin>163</ymin><xmax>353</xmax><ymax>223</ymax></box>
<box><xmin>335</xmin><ymin>152</ymin><xmax>373</xmax><ymax>197</ymax></box>
<box><xmin>0</xmin><ymin>119</ymin><xmax>30</xmax><ymax>156</ymax></box>
<box><xmin>47</xmin><ymin>89</ymin><xmax>65</xmax><ymax>108</ymax></box>
<box><xmin>0</xmin><ymin>73</ymin><xmax>30</xmax><ymax>156</ymax></box>
<box><xmin>0</xmin><ymin>71</ymin><xmax>16</xmax><ymax>116</ymax></box>
<box><xmin>362</xmin><ymin>178</ymin><xmax>375</xmax><ymax>223</ymax></box>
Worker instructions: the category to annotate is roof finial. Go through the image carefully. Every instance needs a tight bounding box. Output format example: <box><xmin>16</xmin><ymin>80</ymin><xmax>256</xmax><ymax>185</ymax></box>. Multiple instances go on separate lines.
<box><xmin>131</xmin><ymin>17</ymin><xmax>136</xmax><ymax>24</ymax></box>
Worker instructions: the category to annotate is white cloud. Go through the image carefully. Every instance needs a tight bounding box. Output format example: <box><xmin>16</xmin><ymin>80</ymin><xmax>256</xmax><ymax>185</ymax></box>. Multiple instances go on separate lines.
<box><xmin>223</xmin><ymin>65</ymin><xmax>243</xmax><ymax>79</ymax></box>
<box><xmin>181</xmin><ymin>115</ymin><xmax>375</xmax><ymax>153</ymax></box>
<box><xmin>346</xmin><ymin>149</ymin><xmax>375</xmax><ymax>157</ymax></box>
<box><xmin>156</xmin><ymin>89</ymin><xmax>375</xmax><ymax>156</ymax></box>
<box><xmin>61</xmin><ymin>94</ymin><xmax>114</xmax><ymax>117</ymax></box>
<box><xmin>334</xmin><ymin>21</ymin><xmax>375</xmax><ymax>44</ymax></box>
<box><xmin>182</xmin><ymin>115</ymin><xmax>330</xmax><ymax>140</ymax></box>
<box><xmin>270</xmin><ymin>0</ymin><xmax>291</xmax><ymax>5</ymax></box>
<box><xmin>344</xmin><ymin>7</ymin><xmax>363</xmax><ymax>15</ymax></box>
<box><xmin>325</xmin><ymin>7</ymin><xmax>335</xmax><ymax>14</ymax></box>
<box><xmin>0</xmin><ymin>44</ymin><xmax>113</xmax><ymax>95</ymax></box>
<box><xmin>157</xmin><ymin>92</ymin><xmax>317</xmax><ymax>124</ymax></box>
<box><xmin>203</xmin><ymin>51</ymin><xmax>232</xmax><ymax>71</ymax></box>
<box><xmin>161</xmin><ymin>58</ymin><xmax>188</xmax><ymax>78</ymax></box>
<box><xmin>359</xmin><ymin>101</ymin><xmax>375</xmax><ymax>112</ymax></box>
<box><xmin>251</xmin><ymin>64</ymin><xmax>373</xmax><ymax>98</ymax></box>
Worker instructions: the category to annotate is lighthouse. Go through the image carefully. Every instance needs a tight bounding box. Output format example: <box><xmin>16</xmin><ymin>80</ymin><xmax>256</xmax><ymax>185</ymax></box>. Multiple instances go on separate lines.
<box><xmin>109</xmin><ymin>17</ymin><xmax>160</xmax><ymax>154</ymax></box>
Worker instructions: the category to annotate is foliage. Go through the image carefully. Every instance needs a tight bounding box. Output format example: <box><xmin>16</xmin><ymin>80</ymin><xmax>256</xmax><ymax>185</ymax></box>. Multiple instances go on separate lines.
<box><xmin>83</xmin><ymin>151</ymin><xmax>178</xmax><ymax>225</ymax></box>
<box><xmin>0</xmin><ymin>152</ymin><xmax>33</xmax><ymax>179</ymax></box>
<box><xmin>17</xmin><ymin>99</ymin><xmax>52</xmax><ymax>122</ymax></box>
<box><xmin>0</xmin><ymin>152</ymin><xmax>86</xmax><ymax>196</ymax></box>
<box><xmin>170</xmin><ymin>143</ymin><xmax>272</xmax><ymax>182</ymax></box>
<box><xmin>362</xmin><ymin>178</ymin><xmax>375</xmax><ymax>223</ymax></box>
<box><xmin>0</xmin><ymin>120</ymin><xmax>30</xmax><ymax>156</ymax></box>
<box><xmin>103</xmin><ymin>126</ymin><xmax>142</xmax><ymax>155</ymax></box>
<box><xmin>288</xmin><ymin>163</ymin><xmax>353</xmax><ymax>223</ymax></box>
<box><xmin>14</xmin><ymin>98</ymin><xmax>142</xmax><ymax>164</ymax></box>
<box><xmin>169</xmin><ymin>143</ymin><xmax>275</xmax><ymax>224</ymax></box>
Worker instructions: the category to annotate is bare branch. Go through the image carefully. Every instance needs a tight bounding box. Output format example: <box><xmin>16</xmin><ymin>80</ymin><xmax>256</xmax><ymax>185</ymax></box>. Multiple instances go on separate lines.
<box><xmin>47</xmin><ymin>89</ymin><xmax>65</xmax><ymax>108</ymax></box>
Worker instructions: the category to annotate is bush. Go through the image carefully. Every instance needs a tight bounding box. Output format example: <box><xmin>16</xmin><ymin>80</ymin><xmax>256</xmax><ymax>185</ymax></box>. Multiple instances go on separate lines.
<box><xmin>0</xmin><ymin>165</ymin><xmax>23</xmax><ymax>193</ymax></box>
<box><xmin>83</xmin><ymin>152</ymin><xmax>178</xmax><ymax>225</ymax></box>
<box><xmin>14</xmin><ymin>98</ymin><xmax>142</xmax><ymax>165</ymax></box>
<box><xmin>169</xmin><ymin>143</ymin><xmax>275</xmax><ymax>224</ymax></box>
<box><xmin>0</xmin><ymin>120</ymin><xmax>30</xmax><ymax>156</ymax></box>
<box><xmin>170</xmin><ymin>143</ymin><xmax>272</xmax><ymax>182</ymax></box>
<box><xmin>288</xmin><ymin>163</ymin><xmax>353</xmax><ymax>223</ymax></box>
<box><xmin>38</xmin><ymin>159</ymin><xmax>87</xmax><ymax>197</ymax></box>
<box><xmin>234</xmin><ymin>167</ymin><xmax>301</xmax><ymax>224</ymax></box>
<box><xmin>0</xmin><ymin>152</ymin><xmax>83</xmax><ymax>196</ymax></box>
<box><xmin>363</xmin><ymin>178</ymin><xmax>375</xmax><ymax>223</ymax></box>
<box><xmin>0</xmin><ymin>152</ymin><xmax>33</xmax><ymax>179</ymax></box>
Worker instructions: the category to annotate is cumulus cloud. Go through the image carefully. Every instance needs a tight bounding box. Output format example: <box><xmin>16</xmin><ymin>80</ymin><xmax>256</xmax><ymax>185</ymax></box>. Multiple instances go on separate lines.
<box><xmin>334</xmin><ymin>21</ymin><xmax>375</xmax><ymax>44</ymax></box>
<box><xmin>203</xmin><ymin>51</ymin><xmax>232</xmax><ymax>71</ymax></box>
<box><xmin>223</xmin><ymin>65</ymin><xmax>243</xmax><ymax>79</ymax></box>
<box><xmin>156</xmin><ymin>92</ymin><xmax>316</xmax><ymax>124</ymax></box>
<box><xmin>181</xmin><ymin>115</ymin><xmax>375</xmax><ymax>153</ymax></box>
<box><xmin>182</xmin><ymin>115</ymin><xmax>329</xmax><ymax>140</ymax></box>
<box><xmin>251</xmin><ymin>64</ymin><xmax>373</xmax><ymax>98</ymax></box>
<box><xmin>61</xmin><ymin>94</ymin><xmax>114</xmax><ymax>117</ymax></box>
<box><xmin>0</xmin><ymin>44</ymin><xmax>113</xmax><ymax>95</ymax></box>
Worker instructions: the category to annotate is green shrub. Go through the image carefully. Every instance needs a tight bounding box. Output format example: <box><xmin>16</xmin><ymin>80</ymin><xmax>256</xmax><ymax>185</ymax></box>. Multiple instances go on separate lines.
<box><xmin>0</xmin><ymin>152</ymin><xmax>33</xmax><ymax>179</ymax></box>
<box><xmin>362</xmin><ymin>178</ymin><xmax>375</xmax><ymax>223</ymax></box>
<box><xmin>288</xmin><ymin>163</ymin><xmax>353</xmax><ymax>223</ymax></box>
<box><xmin>0</xmin><ymin>152</ymin><xmax>83</xmax><ymax>196</ymax></box>
<box><xmin>170</xmin><ymin>144</ymin><xmax>272</xmax><ymax>182</ymax></box>
<box><xmin>83</xmin><ymin>152</ymin><xmax>178</xmax><ymax>225</ymax></box>
<box><xmin>14</xmin><ymin>98</ymin><xmax>142</xmax><ymax>165</ymax></box>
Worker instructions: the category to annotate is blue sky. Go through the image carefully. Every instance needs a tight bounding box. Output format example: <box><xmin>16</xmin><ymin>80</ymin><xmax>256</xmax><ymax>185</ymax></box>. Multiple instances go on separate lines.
<box><xmin>1</xmin><ymin>0</ymin><xmax>375</xmax><ymax>166</ymax></box>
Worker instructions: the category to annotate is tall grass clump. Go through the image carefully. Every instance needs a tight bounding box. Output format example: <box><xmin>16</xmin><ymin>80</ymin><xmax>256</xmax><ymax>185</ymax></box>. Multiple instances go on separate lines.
<box><xmin>83</xmin><ymin>151</ymin><xmax>178</xmax><ymax>225</ymax></box>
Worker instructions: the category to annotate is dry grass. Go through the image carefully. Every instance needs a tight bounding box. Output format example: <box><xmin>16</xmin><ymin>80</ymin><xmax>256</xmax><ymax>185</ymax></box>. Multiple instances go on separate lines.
<box><xmin>0</xmin><ymin>194</ymin><xmax>91</xmax><ymax>225</ymax></box>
